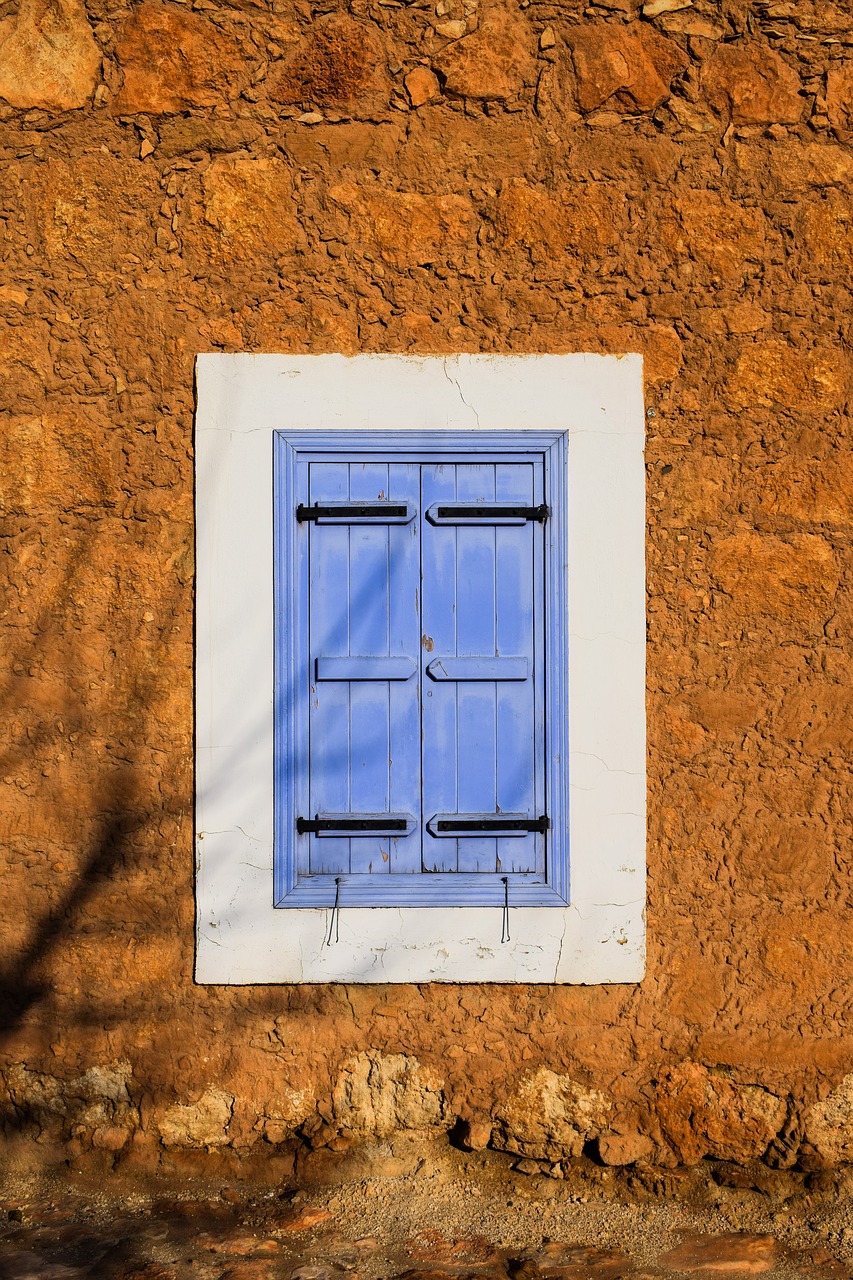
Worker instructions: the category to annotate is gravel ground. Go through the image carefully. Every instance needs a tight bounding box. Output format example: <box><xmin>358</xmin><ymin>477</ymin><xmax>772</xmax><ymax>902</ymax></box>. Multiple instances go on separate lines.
<box><xmin>0</xmin><ymin>1145</ymin><xmax>851</xmax><ymax>1280</ymax></box>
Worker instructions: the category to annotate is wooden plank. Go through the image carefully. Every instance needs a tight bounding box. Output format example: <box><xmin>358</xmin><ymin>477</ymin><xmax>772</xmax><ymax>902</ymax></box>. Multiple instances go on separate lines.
<box><xmin>426</xmin><ymin>656</ymin><xmax>528</xmax><ymax>681</ymax></box>
<box><xmin>348</xmin><ymin>461</ymin><xmax>392</xmax><ymax>875</ymax></box>
<box><xmin>308</xmin><ymin>461</ymin><xmax>351</xmax><ymax>875</ymax></box>
<box><xmin>316</xmin><ymin>656</ymin><xmax>416</xmax><ymax>681</ymax></box>
<box><xmin>388</xmin><ymin>462</ymin><xmax>422</xmax><ymax>875</ymax></box>
<box><xmin>420</xmin><ymin>463</ymin><xmax>459</xmax><ymax>872</ymax></box>
<box><xmin>454</xmin><ymin>463</ymin><xmax>498</xmax><ymax>874</ymax></box>
<box><xmin>496</xmin><ymin>462</ymin><xmax>538</xmax><ymax>874</ymax></box>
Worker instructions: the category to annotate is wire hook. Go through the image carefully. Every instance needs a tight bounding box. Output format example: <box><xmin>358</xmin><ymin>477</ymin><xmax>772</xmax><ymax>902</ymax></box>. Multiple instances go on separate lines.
<box><xmin>325</xmin><ymin>877</ymin><xmax>341</xmax><ymax>947</ymax></box>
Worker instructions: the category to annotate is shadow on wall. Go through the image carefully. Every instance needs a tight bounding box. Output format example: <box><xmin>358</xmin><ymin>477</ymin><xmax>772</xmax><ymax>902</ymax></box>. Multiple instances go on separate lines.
<box><xmin>0</xmin><ymin>419</ymin><xmax>196</xmax><ymax>1160</ymax></box>
<box><xmin>0</xmin><ymin>417</ymin><xmax>352</xmax><ymax>1175</ymax></box>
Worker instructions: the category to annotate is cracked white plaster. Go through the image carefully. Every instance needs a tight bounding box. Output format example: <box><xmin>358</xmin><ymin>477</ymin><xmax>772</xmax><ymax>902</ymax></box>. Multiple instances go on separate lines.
<box><xmin>442</xmin><ymin>356</ymin><xmax>483</xmax><ymax>429</ymax></box>
<box><xmin>195</xmin><ymin>355</ymin><xmax>646</xmax><ymax>984</ymax></box>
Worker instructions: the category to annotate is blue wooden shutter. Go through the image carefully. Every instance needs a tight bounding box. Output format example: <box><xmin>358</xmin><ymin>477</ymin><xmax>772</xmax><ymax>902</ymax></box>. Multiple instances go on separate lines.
<box><xmin>277</xmin><ymin>435</ymin><xmax>563</xmax><ymax>908</ymax></box>
<box><xmin>305</xmin><ymin>460</ymin><xmax>421</xmax><ymax>877</ymax></box>
<box><xmin>421</xmin><ymin>462</ymin><xmax>545</xmax><ymax>877</ymax></box>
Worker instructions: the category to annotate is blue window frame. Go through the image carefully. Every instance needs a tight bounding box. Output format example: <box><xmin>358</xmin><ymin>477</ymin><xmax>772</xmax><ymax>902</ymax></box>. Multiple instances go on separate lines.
<box><xmin>273</xmin><ymin>430</ymin><xmax>569</xmax><ymax>908</ymax></box>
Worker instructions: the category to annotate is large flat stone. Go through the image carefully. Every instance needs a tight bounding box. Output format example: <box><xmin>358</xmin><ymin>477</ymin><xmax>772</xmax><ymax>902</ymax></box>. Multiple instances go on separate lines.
<box><xmin>701</xmin><ymin>42</ymin><xmax>803</xmax><ymax>124</ymax></box>
<box><xmin>112</xmin><ymin>2</ymin><xmax>245</xmax><ymax>113</ymax></box>
<box><xmin>269</xmin><ymin>14</ymin><xmax>390</xmax><ymax>115</ymax></box>
<box><xmin>566</xmin><ymin>21</ymin><xmax>687</xmax><ymax>114</ymax></box>
<box><xmin>0</xmin><ymin>0</ymin><xmax>99</xmax><ymax>110</ymax></box>
<box><xmin>432</xmin><ymin>4</ymin><xmax>536</xmax><ymax>101</ymax></box>
<box><xmin>658</xmin><ymin>1233</ymin><xmax>778</xmax><ymax>1275</ymax></box>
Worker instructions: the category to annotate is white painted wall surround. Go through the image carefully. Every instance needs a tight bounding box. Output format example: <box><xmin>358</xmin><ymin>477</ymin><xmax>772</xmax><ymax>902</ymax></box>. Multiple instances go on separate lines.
<box><xmin>194</xmin><ymin>354</ymin><xmax>646</xmax><ymax>984</ymax></box>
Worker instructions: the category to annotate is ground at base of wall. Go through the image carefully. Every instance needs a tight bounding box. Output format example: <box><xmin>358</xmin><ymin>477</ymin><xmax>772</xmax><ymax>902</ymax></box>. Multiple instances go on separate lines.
<box><xmin>1</xmin><ymin>1151</ymin><xmax>853</xmax><ymax>1280</ymax></box>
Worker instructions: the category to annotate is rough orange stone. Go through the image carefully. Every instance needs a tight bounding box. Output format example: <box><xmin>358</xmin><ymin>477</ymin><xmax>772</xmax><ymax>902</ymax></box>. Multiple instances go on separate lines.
<box><xmin>200</xmin><ymin>158</ymin><xmax>301</xmax><ymax>262</ymax></box>
<box><xmin>654</xmin><ymin>699</ymin><xmax>707</xmax><ymax>757</ymax></box>
<box><xmin>159</xmin><ymin>1089</ymin><xmax>233</xmax><ymax>1148</ymax></box>
<box><xmin>701</xmin><ymin>43</ymin><xmax>803</xmax><ymax>124</ymax></box>
<box><xmin>433</xmin><ymin>4</ymin><xmax>536</xmax><ymax>100</ymax></box>
<box><xmin>0</xmin><ymin>317</ymin><xmax>52</xmax><ymax>413</ymax></box>
<box><xmin>491</xmin><ymin>179</ymin><xmax>623</xmax><ymax>255</ymax></box>
<box><xmin>826</xmin><ymin>61</ymin><xmax>853</xmax><ymax>138</ymax></box>
<box><xmin>659</xmin><ymin>192</ymin><xmax>767</xmax><ymax>282</ymax></box>
<box><xmin>656</xmin><ymin>1064</ymin><xmax>786</xmax><ymax>1165</ymax></box>
<box><xmin>795</xmin><ymin>190</ymin><xmax>853</xmax><ymax>272</ymax></box>
<box><xmin>330</xmin><ymin>1051</ymin><xmax>450</xmax><ymax>1138</ymax></box>
<box><xmin>459</xmin><ymin>1118</ymin><xmax>493</xmax><ymax>1149</ymax></box>
<box><xmin>0</xmin><ymin>0</ymin><xmax>99</xmax><ymax>109</ymax></box>
<box><xmin>759</xmin><ymin>911</ymin><xmax>850</xmax><ymax>1009</ymax></box>
<box><xmin>399</xmin><ymin>114</ymin><xmax>535</xmax><ymax>182</ymax></box>
<box><xmin>405</xmin><ymin>65</ymin><xmax>440</xmax><ymax>107</ymax></box>
<box><xmin>803</xmin><ymin>1074</ymin><xmax>853</xmax><ymax>1165</ymax></box>
<box><xmin>156</xmin><ymin>118</ymin><xmax>264</xmax><ymax>160</ymax></box>
<box><xmin>91</xmin><ymin>1125</ymin><xmax>131</xmax><ymax>1151</ymax></box>
<box><xmin>717</xmin><ymin>301</ymin><xmax>770</xmax><ymax>334</ymax></box>
<box><xmin>775</xmin><ymin>683</ymin><xmax>853</xmax><ymax>756</ymax></box>
<box><xmin>0</xmin><ymin>412</ymin><xmax>119</xmax><ymax>517</ymax></box>
<box><xmin>658</xmin><ymin>1233</ymin><xmax>778</xmax><ymax>1274</ymax></box>
<box><xmin>279</xmin><ymin>1205</ymin><xmax>332</xmax><ymax>1231</ymax></box>
<box><xmin>35</xmin><ymin>156</ymin><xmax>159</xmax><ymax>271</ymax></box>
<box><xmin>726</xmin><ymin>341</ymin><xmax>850</xmax><ymax>413</ymax></box>
<box><xmin>597</xmin><ymin>1131</ymin><xmax>654</xmax><ymax>1166</ymax></box>
<box><xmin>269</xmin><ymin>15</ymin><xmax>389</xmax><ymax>112</ymax></box>
<box><xmin>283</xmin><ymin>120</ymin><xmax>404</xmax><ymax>171</ymax></box>
<box><xmin>688</xmin><ymin>689</ymin><xmax>763</xmax><ymax>737</ymax></box>
<box><xmin>709</xmin><ymin>530</ymin><xmax>839</xmax><ymax>622</ymax></box>
<box><xmin>754</xmin><ymin>452</ymin><xmax>853</xmax><ymax>527</ymax></box>
<box><xmin>566</xmin><ymin>21</ymin><xmax>687</xmax><ymax>114</ymax></box>
<box><xmin>736</xmin><ymin>818</ymin><xmax>831</xmax><ymax>899</ymax></box>
<box><xmin>491</xmin><ymin>1068</ymin><xmax>611</xmax><ymax>1160</ymax></box>
<box><xmin>327</xmin><ymin>182</ymin><xmax>476</xmax><ymax>268</ymax></box>
<box><xmin>748</xmin><ymin>140</ymin><xmax>853</xmax><ymax>191</ymax></box>
<box><xmin>113</xmin><ymin>3</ymin><xmax>245</xmax><ymax>114</ymax></box>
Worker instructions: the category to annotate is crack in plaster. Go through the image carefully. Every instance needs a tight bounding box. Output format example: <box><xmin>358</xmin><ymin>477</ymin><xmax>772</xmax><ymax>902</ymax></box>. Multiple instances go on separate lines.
<box><xmin>571</xmin><ymin>752</ymin><xmax>642</xmax><ymax>777</ymax></box>
<box><xmin>442</xmin><ymin>358</ymin><xmax>482</xmax><ymax>428</ymax></box>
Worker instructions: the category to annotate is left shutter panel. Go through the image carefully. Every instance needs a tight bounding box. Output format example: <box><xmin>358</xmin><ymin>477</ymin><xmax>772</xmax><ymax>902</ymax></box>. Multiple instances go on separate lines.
<box><xmin>304</xmin><ymin>460</ymin><xmax>421</xmax><ymax>878</ymax></box>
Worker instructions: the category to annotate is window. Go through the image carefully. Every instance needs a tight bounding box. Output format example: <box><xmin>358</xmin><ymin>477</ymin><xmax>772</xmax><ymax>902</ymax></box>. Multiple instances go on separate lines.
<box><xmin>195</xmin><ymin>355</ymin><xmax>645</xmax><ymax>983</ymax></box>
<box><xmin>275</xmin><ymin>434</ymin><xmax>567</xmax><ymax>907</ymax></box>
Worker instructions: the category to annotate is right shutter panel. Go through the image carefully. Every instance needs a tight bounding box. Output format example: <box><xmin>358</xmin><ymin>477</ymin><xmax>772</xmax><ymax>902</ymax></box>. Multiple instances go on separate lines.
<box><xmin>420</xmin><ymin>460</ymin><xmax>546</xmax><ymax>877</ymax></box>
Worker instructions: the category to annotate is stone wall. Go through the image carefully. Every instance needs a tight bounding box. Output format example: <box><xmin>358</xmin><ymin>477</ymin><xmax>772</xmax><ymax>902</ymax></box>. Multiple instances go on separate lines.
<box><xmin>1</xmin><ymin>0</ymin><xmax>853</xmax><ymax>1177</ymax></box>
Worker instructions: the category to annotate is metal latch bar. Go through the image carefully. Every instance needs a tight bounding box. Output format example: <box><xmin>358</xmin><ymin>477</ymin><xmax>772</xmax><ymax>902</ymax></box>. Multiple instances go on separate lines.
<box><xmin>297</xmin><ymin>815</ymin><xmax>410</xmax><ymax>835</ymax></box>
<box><xmin>434</xmin><ymin>815</ymin><xmax>550</xmax><ymax>834</ymax></box>
<box><xmin>296</xmin><ymin>502</ymin><xmax>410</xmax><ymax>523</ymax></box>
<box><xmin>431</xmin><ymin>503</ymin><xmax>549</xmax><ymax>523</ymax></box>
